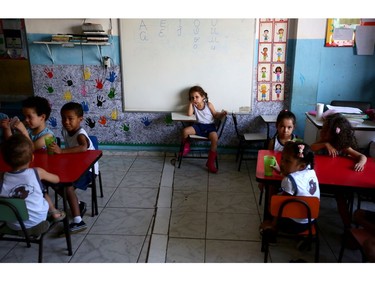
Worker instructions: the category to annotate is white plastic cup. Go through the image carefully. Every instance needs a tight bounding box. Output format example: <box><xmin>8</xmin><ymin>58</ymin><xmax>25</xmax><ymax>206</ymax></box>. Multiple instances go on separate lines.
<box><xmin>316</xmin><ymin>103</ymin><xmax>324</xmax><ymax>121</ymax></box>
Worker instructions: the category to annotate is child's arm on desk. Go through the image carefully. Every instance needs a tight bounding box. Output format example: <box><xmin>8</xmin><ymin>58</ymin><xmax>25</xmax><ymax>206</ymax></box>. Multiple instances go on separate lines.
<box><xmin>345</xmin><ymin>147</ymin><xmax>367</xmax><ymax>172</ymax></box>
<box><xmin>311</xmin><ymin>141</ymin><xmax>338</xmax><ymax>157</ymax></box>
<box><xmin>51</xmin><ymin>134</ymin><xmax>90</xmax><ymax>154</ymax></box>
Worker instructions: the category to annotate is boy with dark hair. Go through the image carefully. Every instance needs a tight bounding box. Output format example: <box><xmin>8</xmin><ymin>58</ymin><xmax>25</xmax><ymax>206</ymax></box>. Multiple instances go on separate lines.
<box><xmin>50</xmin><ymin>102</ymin><xmax>98</xmax><ymax>233</ymax></box>
<box><xmin>2</xmin><ymin>96</ymin><xmax>55</xmax><ymax>151</ymax></box>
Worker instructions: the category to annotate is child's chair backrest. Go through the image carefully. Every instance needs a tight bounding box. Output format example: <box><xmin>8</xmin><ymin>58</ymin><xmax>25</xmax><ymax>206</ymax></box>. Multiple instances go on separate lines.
<box><xmin>89</xmin><ymin>135</ymin><xmax>99</xmax><ymax>150</ymax></box>
<box><xmin>216</xmin><ymin>115</ymin><xmax>228</xmax><ymax>139</ymax></box>
<box><xmin>0</xmin><ymin>197</ymin><xmax>29</xmax><ymax>222</ymax></box>
<box><xmin>270</xmin><ymin>195</ymin><xmax>320</xmax><ymax>220</ymax></box>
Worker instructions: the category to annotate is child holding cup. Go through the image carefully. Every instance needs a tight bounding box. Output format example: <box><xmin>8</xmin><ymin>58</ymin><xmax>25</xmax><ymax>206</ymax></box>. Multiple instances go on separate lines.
<box><xmin>260</xmin><ymin>110</ymin><xmax>298</xmax><ymax>204</ymax></box>
<box><xmin>48</xmin><ymin>102</ymin><xmax>98</xmax><ymax>233</ymax></box>
<box><xmin>260</xmin><ymin>141</ymin><xmax>319</xmax><ymax>239</ymax></box>
<box><xmin>2</xmin><ymin>96</ymin><xmax>56</xmax><ymax>151</ymax></box>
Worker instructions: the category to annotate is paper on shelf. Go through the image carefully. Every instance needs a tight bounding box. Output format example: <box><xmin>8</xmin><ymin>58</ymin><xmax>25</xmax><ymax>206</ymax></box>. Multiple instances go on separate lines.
<box><xmin>326</xmin><ymin>105</ymin><xmax>363</xmax><ymax>114</ymax></box>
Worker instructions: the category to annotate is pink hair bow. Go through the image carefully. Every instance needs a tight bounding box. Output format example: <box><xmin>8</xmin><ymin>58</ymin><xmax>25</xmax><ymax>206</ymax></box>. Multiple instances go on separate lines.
<box><xmin>298</xmin><ymin>144</ymin><xmax>305</xmax><ymax>158</ymax></box>
<box><xmin>336</xmin><ymin>127</ymin><xmax>341</xmax><ymax>134</ymax></box>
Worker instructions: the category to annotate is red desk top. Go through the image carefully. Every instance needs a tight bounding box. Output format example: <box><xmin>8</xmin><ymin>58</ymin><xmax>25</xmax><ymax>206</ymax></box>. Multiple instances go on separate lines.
<box><xmin>256</xmin><ymin>150</ymin><xmax>375</xmax><ymax>190</ymax></box>
<box><xmin>0</xmin><ymin>150</ymin><xmax>102</xmax><ymax>184</ymax></box>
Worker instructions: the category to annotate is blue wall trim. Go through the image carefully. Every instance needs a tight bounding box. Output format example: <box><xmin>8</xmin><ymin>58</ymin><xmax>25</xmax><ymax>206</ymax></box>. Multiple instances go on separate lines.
<box><xmin>27</xmin><ymin>34</ymin><xmax>120</xmax><ymax>66</ymax></box>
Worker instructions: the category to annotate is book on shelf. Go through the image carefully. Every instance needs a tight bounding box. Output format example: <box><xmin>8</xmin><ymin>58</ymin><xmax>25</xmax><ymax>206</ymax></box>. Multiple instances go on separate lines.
<box><xmin>82</xmin><ymin>23</ymin><xmax>104</xmax><ymax>32</ymax></box>
<box><xmin>51</xmin><ymin>34</ymin><xmax>72</xmax><ymax>42</ymax></box>
<box><xmin>83</xmin><ymin>31</ymin><xmax>108</xmax><ymax>35</ymax></box>
<box><xmin>85</xmin><ymin>35</ymin><xmax>109</xmax><ymax>40</ymax></box>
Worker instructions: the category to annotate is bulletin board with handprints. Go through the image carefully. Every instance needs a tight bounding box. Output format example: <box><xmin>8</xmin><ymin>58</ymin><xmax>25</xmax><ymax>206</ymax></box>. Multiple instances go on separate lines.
<box><xmin>257</xmin><ymin>19</ymin><xmax>288</xmax><ymax>102</ymax></box>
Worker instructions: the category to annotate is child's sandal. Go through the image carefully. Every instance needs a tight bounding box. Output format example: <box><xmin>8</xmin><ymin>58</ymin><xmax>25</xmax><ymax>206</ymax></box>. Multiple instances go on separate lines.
<box><xmin>48</xmin><ymin>210</ymin><xmax>66</xmax><ymax>223</ymax></box>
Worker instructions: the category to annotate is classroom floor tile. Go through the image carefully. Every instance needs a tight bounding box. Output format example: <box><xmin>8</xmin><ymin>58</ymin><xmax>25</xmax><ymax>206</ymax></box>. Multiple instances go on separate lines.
<box><xmin>0</xmin><ymin>151</ymin><xmax>373</xmax><ymax>264</ymax></box>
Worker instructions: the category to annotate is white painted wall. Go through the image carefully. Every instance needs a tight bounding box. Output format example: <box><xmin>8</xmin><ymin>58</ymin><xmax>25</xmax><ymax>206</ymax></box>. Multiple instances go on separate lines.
<box><xmin>24</xmin><ymin>19</ymin><xmax>118</xmax><ymax>35</ymax></box>
<box><xmin>296</xmin><ymin>18</ymin><xmax>326</xmax><ymax>39</ymax></box>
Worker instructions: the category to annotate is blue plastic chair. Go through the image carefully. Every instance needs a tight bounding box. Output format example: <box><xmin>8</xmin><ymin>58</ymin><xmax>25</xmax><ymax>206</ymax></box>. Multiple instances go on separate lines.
<box><xmin>89</xmin><ymin>135</ymin><xmax>104</xmax><ymax>198</ymax></box>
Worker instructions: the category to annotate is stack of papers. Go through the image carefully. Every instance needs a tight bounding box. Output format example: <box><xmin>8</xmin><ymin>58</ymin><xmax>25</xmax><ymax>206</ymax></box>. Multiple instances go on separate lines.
<box><xmin>325</xmin><ymin>105</ymin><xmax>368</xmax><ymax>120</ymax></box>
<box><xmin>326</xmin><ymin>105</ymin><xmax>363</xmax><ymax>114</ymax></box>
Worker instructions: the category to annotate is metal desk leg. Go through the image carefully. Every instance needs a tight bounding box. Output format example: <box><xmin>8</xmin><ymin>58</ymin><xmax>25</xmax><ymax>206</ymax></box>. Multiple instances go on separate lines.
<box><xmin>91</xmin><ymin>170</ymin><xmax>98</xmax><ymax>216</ymax></box>
<box><xmin>263</xmin><ymin>183</ymin><xmax>273</xmax><ymax>221</ymax></box>
<box><xmin>62</xmin><ymin>187</ymin><xmax>72</xmax><ymax>255</ymax></box>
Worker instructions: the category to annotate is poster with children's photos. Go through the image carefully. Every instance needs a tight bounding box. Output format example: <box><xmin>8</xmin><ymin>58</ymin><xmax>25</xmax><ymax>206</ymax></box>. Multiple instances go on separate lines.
<box><xmin>257</xmin><ymin>19</ymin><xmax>288</xmax><ymax>102</ymax></box>
<box><xmin>271</xmin><ymin>82</ymin><xmax>284</xmax><ymax>101</ymax></box>
<box><xmin>272</xmin><ymin>63</ymin><xmax>285</xmax><ymax>83</ymax></box>
<box><xmin>274</xmin><ymin>22</ymin><xmax>287</xmax><ymax>43</ymax></box>
<box><xmin>258</xmin><ymin>43</ymin><xmax>272</xmax><ymax>63</ymax></box>
<box><xmin>257</xmin><ymin>63</ymin><xmax>271</xmax><ymax>82</ymax></box>
<box><xmin>259</xmin><ymin>22</ymin><xmax>273</xmax><ymax>43</ymax></box>
<box><xmin>258</xmin><ymin>83</ymin><xmax>271</xmax><ymax>102</ymax></box>
<box><xmin>272</xmin><ymin>43</ymin><xmax>286</xmax><ymax>63</ymax></box>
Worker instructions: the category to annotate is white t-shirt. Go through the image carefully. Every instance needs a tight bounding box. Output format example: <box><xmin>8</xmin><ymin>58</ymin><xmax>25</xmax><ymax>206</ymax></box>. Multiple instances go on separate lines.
<box><xmin>193</xmin><ymin>102</ymin><xmax>215</xmax><ymax>124</ymax></box>
<box><xmin>273</xmin><ymin>134</ymin><xmax>296</xmax><ymax>151</ymax></box>
<box><xmin>0</xmin><ymin>168</ymin><xmax>49</xmax><ymax>230</ymax></box>
<box><xmin>281</xmin><ymin>167</ymin><xmax>320</xmax><ymax>224</ymax></box>
<box><xmin>61</xmin><ymin>127</ymin><xmax>99</xmax><ymax>174</ymax></box>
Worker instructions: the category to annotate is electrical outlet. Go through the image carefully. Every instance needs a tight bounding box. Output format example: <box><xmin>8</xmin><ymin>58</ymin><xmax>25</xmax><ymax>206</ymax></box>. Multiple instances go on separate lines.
<box><xmin>103</xmin><ymin>56</ymin><xmax>111</xmax><ymax>68</ymax></box>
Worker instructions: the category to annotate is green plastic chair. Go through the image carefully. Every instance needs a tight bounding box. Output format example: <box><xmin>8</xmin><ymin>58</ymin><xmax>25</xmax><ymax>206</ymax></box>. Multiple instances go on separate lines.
<box><xmin>0</xmin><ymin>197</ymin><xmax>71</xmax><ymax>262</ymax></box>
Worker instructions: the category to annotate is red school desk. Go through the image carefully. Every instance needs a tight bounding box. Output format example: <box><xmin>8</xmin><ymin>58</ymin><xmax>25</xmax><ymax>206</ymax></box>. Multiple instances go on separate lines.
<box><xmin>256</xmin><ymin>150</ymin><xmax>375</xmax><ymax>221</ymax></box>
<box><xmin>0</xmin><ymin>149</ymin><xmax>103</xmax><ymax>216</ymax></box>
<box><xmin>0</xmin><ymin>149</ymin><xmax>103</xmax><ymax>256</ymax></box>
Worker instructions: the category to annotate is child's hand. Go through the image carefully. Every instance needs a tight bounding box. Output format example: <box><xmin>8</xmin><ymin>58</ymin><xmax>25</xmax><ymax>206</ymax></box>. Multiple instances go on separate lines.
<box><xmin>50</xmin><ymin>142</ymin><xmax>62</xmax><ymax>154</ymax></box>
<box><xmin>271</xmin><ymin>160</ymin><xmax>280</xmax><ymax>173</ymax></box>
<box><xmin>354</xmin><ymin>156</ymin><xmax>367</xmax><ymax>172</ymax></box>
<box><xmin>354</xmin><ymin>162</ymin><xmax>365</xmax><ymax>172</ymax></box>
<box><xmin>0</xmin><ymin>118</ymin><xmax>10</xmax><ymax>129</ymax></box>
<box><xmin>10</xmin><ymin>118</ymin><xmax>28</xmax><ymax>134</ymax></box>
<box><xmin>325</xmin><ymin>143</ymin><xmax>338</xmax><ymax>157</ymax></box>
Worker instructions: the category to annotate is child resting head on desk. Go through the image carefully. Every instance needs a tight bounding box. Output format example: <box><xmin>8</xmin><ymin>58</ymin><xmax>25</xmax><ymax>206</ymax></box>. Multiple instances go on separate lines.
<box><xmin>49</xmin><ymin>102</ymin><xmax>98</xmax><ymax>234</ymax></box>
<box><xmin>0</xmin><ymin>134</ymin><xmax>65</xmax><ymax>231</ymax></box>
<box><xmin>310</xmin><ymin>112</ymin><xmax>367</xmax><ymax>172</ymax></box>
<box><xmin>260</xmin><ymin>141</ymin><xmax>320</xmax><ymax>237</ymax></box>
<box><xmin>180</xmin><ymin>85</ymin><xmax>227</xmax><ymax>173</ymax></box>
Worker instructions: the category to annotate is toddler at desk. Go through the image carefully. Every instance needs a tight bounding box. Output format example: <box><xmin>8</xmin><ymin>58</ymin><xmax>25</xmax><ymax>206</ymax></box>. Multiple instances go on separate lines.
<box><xmin>49</xmin><ymin>102</ymin><xmax>98</xmax><ymax>234</ymax></box>
<box><xmin>180</xmin><ymin>85</ymin><xmax>227</xmax><ymax>173</ymax></box>
<box><xmin>260</xmin><ymin>141</ymin><xmax>319</xmax><ymax>239</ymax></box>
<box><xmin>259</xmin><ymin>109</ymin><xmax>297</xmax><ymax>204</ymax></box>
<box><xmin>4</xmin><ymin>96</ymin><xmax>56</xmax><ymax>151</ymax></box>
<box><xmin>0</xmin><ymin>134</ymin><xmax>65</xmax><ymax>231</ymax></box>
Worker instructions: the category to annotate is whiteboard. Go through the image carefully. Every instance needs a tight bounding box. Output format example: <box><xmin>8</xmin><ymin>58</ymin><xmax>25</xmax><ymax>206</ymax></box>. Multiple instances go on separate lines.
<box><xmin>119</xmin><ymin>19</ymin><xmax>255</xmax><ymax>112</ymax></box>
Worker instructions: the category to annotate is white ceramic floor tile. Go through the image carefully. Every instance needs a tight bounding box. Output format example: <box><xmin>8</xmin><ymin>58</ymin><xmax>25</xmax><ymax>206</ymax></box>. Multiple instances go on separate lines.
<box><xmin>169</xmin><ymin>210</ymin><xmax>206</xmax><ymax>239</ymax></box>
<box><xmin>205</xmin><ymin>240</ymin><xmax>264</xmax><ymax>263</ymax></box>
<box><xmin>107</xmin><ymin>187</ymin><xmax>158</xmax><ymax>208</ymax></box>
<box><xmin>1</xmin><ymin>152</ymin><xmax>369</xmax><ymax>264</ymax></box>
<box><xmin>147</xmin><ymin>234</ymin><xmax>168</xmax><ymax>263</ymax></box>
<box><xmin>166</xmin><ymin>238</ymin><xmax>205</xmax><ymax>263</ymax></box>
<box><xmin>71</xmin><ymin>234</ymin><xmax>147</xmax><ymax>263</ymax></box>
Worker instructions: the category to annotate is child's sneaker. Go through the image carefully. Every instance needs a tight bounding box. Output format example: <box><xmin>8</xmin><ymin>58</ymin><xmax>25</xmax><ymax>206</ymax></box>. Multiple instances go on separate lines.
<box><xmin>69</xmin><ymin>220</ymin><xmax>87</xmax><ymax>233</ymax></box>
